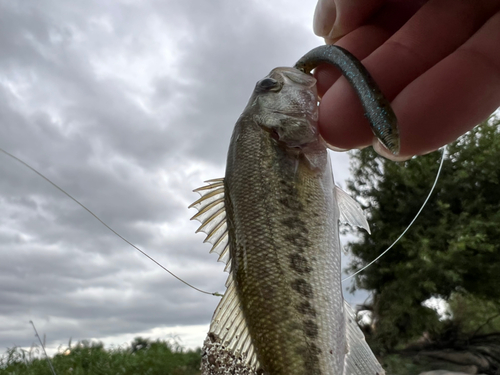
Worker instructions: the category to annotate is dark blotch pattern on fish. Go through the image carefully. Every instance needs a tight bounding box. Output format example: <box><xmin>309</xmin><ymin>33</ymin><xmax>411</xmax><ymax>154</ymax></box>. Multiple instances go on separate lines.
<box><xmin>278</xmin><ymin>196</ymin><xmax>303</xmax><ymax>210</ymax></box>
<box><xmin>291</xmin><ymin>278</ymin><xmax>313</xmax><ymax>297</ymax></box>
<box><xmin>281</xmin><ymin>214</ymin><xmax>311</xmax><ymax>250</ymax></box>
<box><xmin>280</xmin><ymin>217</ymin><xmax>309</xmax><ymax>232</ymax></box>
<box><xmin>289</xmin><ymin>253</ymin><xmax>312</xmax><ymax>274</ymax></box>
<box><xmin>278</xmin><ymin>174</ymin><xmax>324</xmax><ymax>373</ymax></box>
<box><xmin>300</xmin><ymin>343</ymin><xmax>322</xmax><ymax>374</ymax></box>
<box><xmin>296</xmin><ymin>301</ymin><xmax>317</xmax><ymax>317</ymax></box>
<box><xmin>284</xmin><ymin>232</ymin><xmax>310</xmax><ymax>248</ymax></box>
<box><xmin>304</xmin><ymin>320</ymin><xmax>319</xmax><ymax>338</ymax></box>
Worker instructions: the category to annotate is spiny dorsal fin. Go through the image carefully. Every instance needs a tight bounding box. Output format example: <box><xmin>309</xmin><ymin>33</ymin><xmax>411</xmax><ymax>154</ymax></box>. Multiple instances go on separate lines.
<box><xmin>343</xmin><ymin>301</ymin><xmax>385</xmax><ymax>375</ymax></box>
<box><xmin>190</xmin><ymin>179</ymin><xmax>231</xmax><ymax>272</ymax></box>
<box><xmin>192</xmin><ymin>180</ymin><xmax>260</xmax><ymax>373</ymax></box>
<box><xmin>335</xmin><ymin>185</ymin><xmax>371</xmax><ymax>234</ymax></box>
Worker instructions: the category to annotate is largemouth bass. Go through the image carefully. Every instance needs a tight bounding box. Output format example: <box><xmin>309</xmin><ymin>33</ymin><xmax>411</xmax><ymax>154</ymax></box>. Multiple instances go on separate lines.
<box><xmin>191</xmin><ymin>46</ymin><xmax>397</xmax><ymax>375</ymax></box>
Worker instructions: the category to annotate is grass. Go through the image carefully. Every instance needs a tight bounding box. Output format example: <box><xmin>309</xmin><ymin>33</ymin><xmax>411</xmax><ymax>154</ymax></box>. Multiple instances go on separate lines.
<box><xmin>0</xmin><ymin>337</ymin><xmax>201</xmax><ymax>375</ymax></box>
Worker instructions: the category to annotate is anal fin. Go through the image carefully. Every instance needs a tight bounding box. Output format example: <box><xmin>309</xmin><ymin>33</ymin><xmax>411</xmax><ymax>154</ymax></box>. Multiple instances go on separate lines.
<box><xmin>343</xmin><ymin>301</ymin><xmax>385</xmax><ymax>375</ymax></box>
<box><xmin>201</xmin><ymin>274</ymin><xmax>261</xmax><ymax>375</ymax></box>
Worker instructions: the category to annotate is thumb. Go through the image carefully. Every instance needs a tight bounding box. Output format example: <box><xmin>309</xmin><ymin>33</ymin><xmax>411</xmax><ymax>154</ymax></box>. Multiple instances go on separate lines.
<box><xmin>313</xmin><ymin>0</ymin><xmax>386</xmax><ymax>42</ymax></box>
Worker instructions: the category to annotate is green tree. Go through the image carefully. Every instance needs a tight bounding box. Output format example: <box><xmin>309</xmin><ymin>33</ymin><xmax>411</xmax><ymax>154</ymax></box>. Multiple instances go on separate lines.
<box><xmin>346</xmin><ymin>116</ymin><xmax>500</xmax><ymax>351</ymax></box>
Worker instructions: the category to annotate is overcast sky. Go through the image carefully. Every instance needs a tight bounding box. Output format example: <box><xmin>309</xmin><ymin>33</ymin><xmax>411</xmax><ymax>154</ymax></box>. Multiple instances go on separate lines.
<box><xmin>0</xmin><ymin>0</ymin><xmax>370</xmax><ymax>355</ymax></box>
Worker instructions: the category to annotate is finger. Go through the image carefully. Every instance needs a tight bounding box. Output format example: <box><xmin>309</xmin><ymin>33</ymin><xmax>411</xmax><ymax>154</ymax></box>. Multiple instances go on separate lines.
<box><xmin>315</xmin><ymin>1</ymin><xmax>425</xmax><ymax>97</ymax></box>
<box><xmin>317</xmin><ymin>0</ymin><xmax>500</xmax><ymax>153</ymax></box>
<box><xmin>313</xmin><ymin>0</ymin><xmax>386</xmax><ymax>41</ymax></box>
<box><xmin>394</xmin><ymin>9</ymin><xmax>500</xmax><ymax>156</ymax></box>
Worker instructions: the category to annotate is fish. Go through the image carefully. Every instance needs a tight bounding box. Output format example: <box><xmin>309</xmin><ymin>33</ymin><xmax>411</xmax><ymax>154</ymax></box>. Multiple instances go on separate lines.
<box><xmin>190</xmin><ymin>45</ymin><xmax>398</xmax><ymax>375</ymax></box>
<box><xmin>0</xmin><ymin>40</ymin><xmax>396</xmax><ymax>373</ymax></box>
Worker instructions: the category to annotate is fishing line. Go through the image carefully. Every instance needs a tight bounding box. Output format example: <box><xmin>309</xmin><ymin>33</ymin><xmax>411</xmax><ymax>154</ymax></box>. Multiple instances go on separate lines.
<box><xmin>30</xmin><ymin>320</ymin><xmax>57</xmax><ymax>375</ymax></box>
<box><xmin>0</xmin><ymin>147</ymin><xmax>221</xmax><ymax>297</ymax></box>
<box><xmin>342</xmin><ymin>146</ymin><xmax>448</xmax><ymax>282</ymax></box>
<box><xmin>2</xmin><ymin>144</ymin><xmax>446</xmax><ymax>293</ymax></box>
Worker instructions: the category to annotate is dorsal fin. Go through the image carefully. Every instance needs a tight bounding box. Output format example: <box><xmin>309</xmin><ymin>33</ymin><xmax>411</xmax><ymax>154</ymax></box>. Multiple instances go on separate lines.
<box><xmin>335</xmin><ymin>185</ymin><xmax>371</xmax><ymax>234</ymax></box>
<box><xmin>192</xmin><ymin>179</ymin><xmax>261</xmax><ymax>373</ymax></box>
<box><xmin>190</xmin><ymin>179</ymin><xmax>231</xmax><ymax>272</ymax></box>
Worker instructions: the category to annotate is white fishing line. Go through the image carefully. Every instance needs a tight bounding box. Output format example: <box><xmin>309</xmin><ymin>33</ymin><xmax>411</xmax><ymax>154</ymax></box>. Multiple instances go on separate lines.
<box><xmin>1</xmin><ymin>144</ymin><xmax>446</xmax><ymax>295</ymax></box>
<box><xmin>30</xmin><ymin>320</ymin><xmax>57</xmax><ymax>375</ymax></box>
<box><xmin>0</xmin><ymin>147</ymin><xmax>222</xmax><ymax>297</ymax></box>
<box><xmin>342</xmin><ymin>146</ymin><xmax>448</xmax><ymax>282</ymax></box>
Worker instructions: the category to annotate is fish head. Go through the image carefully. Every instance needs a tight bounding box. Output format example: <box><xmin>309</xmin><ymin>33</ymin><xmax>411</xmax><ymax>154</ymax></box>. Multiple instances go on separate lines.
<box><xmin>246</xmin><ymin>67</ymin><xmax>319</xmax><ymax>148</ymax></box>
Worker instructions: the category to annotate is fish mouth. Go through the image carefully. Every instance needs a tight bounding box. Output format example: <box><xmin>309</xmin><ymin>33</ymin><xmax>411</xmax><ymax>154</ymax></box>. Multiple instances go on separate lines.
<box><xmin>266</xmin><ymin>67</ymin><xmax>317</xmax><ymax>89</ymax></box>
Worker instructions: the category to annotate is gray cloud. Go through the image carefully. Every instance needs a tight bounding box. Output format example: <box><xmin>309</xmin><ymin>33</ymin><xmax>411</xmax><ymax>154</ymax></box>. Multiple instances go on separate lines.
<box><xmin>0</xmin><ymin>0</ymin><xmax>369</xmax><ymax>354</ymax></box>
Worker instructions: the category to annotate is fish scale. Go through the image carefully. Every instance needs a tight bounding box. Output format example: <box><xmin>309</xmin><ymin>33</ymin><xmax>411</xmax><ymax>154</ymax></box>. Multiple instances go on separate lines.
<box><xmin>225</xmin><ymin>112</ymin><xmax>343</xmax><ymax>374</ymax></box>
<box><xmin>194</xmin><ymin>46</ymin><xmax>396</xmax><ymax>374</ymax></box>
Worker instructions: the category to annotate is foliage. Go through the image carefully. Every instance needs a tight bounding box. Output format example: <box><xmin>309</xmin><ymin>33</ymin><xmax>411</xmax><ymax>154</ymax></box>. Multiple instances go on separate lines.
<box><xmin>448</xmin><ymin>292</ymin><xmax>500</xmax><ymax>336</ymax></box>
<box><xmin>0</xmin><ymin>337</ymin><xmax>201</xmax><ymax>375</ymax></box>
<box><xmin>346</xmin><ymin>116</ymin><xmax>500</xmax><ymax>351</ymax></box>
<box><xmin>381</xmin><ymin>354</ymin><xmax>429</xmax><ymax>375</ymax></box>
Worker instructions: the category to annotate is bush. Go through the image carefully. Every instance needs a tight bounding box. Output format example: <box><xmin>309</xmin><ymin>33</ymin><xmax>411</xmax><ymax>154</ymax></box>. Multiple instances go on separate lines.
<box><xmin>0</xmin><ymin>337</ymin><xmax>201</xmax><ymax>375</ymax></box>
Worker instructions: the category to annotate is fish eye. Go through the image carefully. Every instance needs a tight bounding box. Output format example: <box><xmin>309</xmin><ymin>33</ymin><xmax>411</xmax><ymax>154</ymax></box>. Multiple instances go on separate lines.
<box><xmin>258</xmin><ymin>78</ymin><xmax>281</xmax><ymax>92</ymax></box>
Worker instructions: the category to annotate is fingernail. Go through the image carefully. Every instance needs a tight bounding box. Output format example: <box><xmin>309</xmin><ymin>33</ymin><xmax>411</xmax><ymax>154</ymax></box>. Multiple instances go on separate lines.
<box><xmin>420</xmin><ymin>147</ymin><xmax>442</xmax><ymax>156</ymax></box>
<box><xmin>373</xmin><ymin>139</ymin><xmax>412</xmax><ymax>161</ymax></box>
<box><xmin>326</xmin><ymin>143</ymin><xmax>350</xmax><ymax>152</ymax></box>
<box><xmin>313</xmin><ymin>0</ymin><xmax>337</xmax><ymax>37</ymax></box>
<box><xmin>327</xmin><ymin>20</ymin><xmax>343</xmax><ymax>42</ymax></box>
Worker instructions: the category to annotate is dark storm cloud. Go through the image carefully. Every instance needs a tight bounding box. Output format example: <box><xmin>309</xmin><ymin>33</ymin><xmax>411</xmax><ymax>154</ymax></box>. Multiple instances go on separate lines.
<box><xmin>0</xmin><ymin>0</ymin><xmax>366</xmax><ymax>354</ymax></box>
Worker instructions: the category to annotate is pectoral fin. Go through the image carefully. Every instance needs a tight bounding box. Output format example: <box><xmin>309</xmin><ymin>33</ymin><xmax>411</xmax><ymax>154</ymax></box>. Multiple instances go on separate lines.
<box><xmin>335</xmin><ymin>185</ymin><xmax>371</xmax><ymax>234</ymax></box>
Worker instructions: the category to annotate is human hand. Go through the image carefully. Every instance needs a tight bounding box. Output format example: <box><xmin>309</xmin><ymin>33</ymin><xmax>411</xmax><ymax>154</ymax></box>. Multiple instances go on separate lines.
<box><xmin>313</xmin><ymin>0</ymin><xmax>500</xmax><ymax>159</ymax></box>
